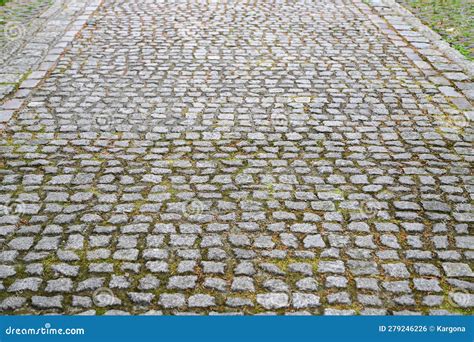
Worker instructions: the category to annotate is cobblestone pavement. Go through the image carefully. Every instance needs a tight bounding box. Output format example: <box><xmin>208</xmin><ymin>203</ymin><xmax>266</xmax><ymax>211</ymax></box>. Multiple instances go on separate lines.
<box><xmin>0</xmin><ymin>0</ymin><xmax>473</xmax><ymax>315</ymax></box>
<box><xmin>0</xmin><ymin>0</ymin><xmax>96</xmax><ymax>99</ymax></box>
<box><xmin>0</xmin><ymin>0</ymin><xmax>53</xmax><ymax>98</ymax></box>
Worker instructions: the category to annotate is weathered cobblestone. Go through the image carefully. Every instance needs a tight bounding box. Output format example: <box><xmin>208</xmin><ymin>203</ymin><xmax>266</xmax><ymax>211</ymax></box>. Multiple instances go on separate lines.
<box><xmin>0</xmin><ymin>0</ymin><xmax>472</xmax><ymax>316</ymax></box>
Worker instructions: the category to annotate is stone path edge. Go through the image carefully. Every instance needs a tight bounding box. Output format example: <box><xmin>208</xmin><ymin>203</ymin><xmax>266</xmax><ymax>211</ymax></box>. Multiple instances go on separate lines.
<box><xmin>380</xmin><ymin>0</ymin><xmax>474</xmax><ymax>78</ymax></box>
<box><xmin>364</xmin><ymin>0</ymin><xmax>473</xmax><ymax>122</ymax></box>
<box><xmin>1</xmin><ymin>0</ymin><xmax>472</xmax><ymax>127</ymax></box>
<box><xmin>0</xmin><ymin>0</ymin><xmax>103</xmax><ymax>126</ymax></box>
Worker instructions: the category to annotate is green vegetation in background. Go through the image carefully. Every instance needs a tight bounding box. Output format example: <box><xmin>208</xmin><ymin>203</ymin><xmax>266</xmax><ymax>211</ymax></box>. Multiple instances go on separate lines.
<box><xmin>397</xmin><ymin>0</ymin><xmax>473</xmax><ymax>60</ymax></box>
<box><xmin>0</xmin><ymin>0</ymin><xmax>9</xmax><ymax>5</ymax></box>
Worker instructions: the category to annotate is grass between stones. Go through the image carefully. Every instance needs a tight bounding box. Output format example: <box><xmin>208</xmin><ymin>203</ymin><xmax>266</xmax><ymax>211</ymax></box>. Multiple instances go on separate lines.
<box><xmin>396</xmin><ymin>0</ymin><xmax>474</xmax><ymax>60</ymax></box>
